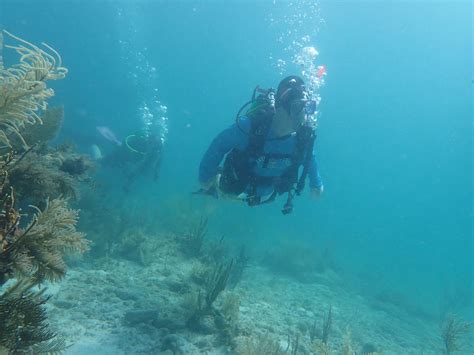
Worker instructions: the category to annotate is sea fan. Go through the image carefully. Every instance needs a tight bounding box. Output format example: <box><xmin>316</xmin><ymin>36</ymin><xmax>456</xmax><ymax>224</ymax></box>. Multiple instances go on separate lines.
<box><xmin>11</xmin><ymin>198</ymin><xmax>89</xmax><ymax>283</ymax></box>
<box><xmin>0</xmin><ymin>30</ymin><xmax>67</xmax><ymax>147</ymax></box>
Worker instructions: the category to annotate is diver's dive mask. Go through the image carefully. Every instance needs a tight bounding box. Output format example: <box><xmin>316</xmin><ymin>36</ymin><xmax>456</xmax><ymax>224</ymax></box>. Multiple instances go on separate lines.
<box><xmin>289</xmin><ymin>97</ymin><xmax>317</xmax><ymax>117</ymax></box>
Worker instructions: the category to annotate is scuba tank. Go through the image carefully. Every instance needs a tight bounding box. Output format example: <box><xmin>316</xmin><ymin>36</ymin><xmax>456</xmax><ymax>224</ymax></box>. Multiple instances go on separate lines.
<box><xmin>219</xmin><ymin>86</ymin><xmax>276</xmax><ymax>198</ymax></box>
<box><xmin>235</xmin><ymin>86</ymin><xmax>276</xmax><ymax>134</ymax></box>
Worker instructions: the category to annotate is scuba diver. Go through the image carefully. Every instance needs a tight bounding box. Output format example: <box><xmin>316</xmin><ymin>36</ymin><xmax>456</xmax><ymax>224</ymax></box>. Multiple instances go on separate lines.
<box><xmin>197</xmin><ymin>75</ymin><xmax>324</xmax><ymax>215</ymax></box>
<box><xmin>102</xmin><ymin>129</ymin><xmax>163</xmax><ymax>191</ymax></box>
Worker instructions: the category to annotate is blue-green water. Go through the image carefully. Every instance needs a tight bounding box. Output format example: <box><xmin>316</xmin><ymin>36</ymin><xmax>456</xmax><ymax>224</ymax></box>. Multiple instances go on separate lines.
<box><xmin>1</xmin><ymin>0</ymin><xmax>472</xmax><ymax>350</ymax></box>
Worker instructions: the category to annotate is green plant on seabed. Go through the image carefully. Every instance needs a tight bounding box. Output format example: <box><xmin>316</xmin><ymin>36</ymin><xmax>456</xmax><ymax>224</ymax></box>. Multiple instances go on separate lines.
<box><xmin>187</xmin><ymin>259</ymin><xmax>234</xmax><ymax>329</ymax></box>
<box><xmin>440</xmin><ymin>314</ymin><xmax>473</xmax><ymax>355</ymax></box>
<box><xmin>179</xmin><ymin>216</ymin><xmax>208</xmax><ymax>258</ymax></box>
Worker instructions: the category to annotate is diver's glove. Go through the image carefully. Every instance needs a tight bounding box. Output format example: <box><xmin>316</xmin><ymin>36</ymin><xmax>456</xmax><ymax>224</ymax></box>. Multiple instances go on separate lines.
<box><xmin>192</xmin><ymin>186</ymin><xmax>218</xmax><ymax>199</ymax></box>
<box><xmin>192</xmin><ymin>177</ymin><xmax>219</xmax><ymax>199</ymax></box>
<box><xmin>310</xmin><ymin>185</ymin><xmax>324</xmax><ymax>199</ymax></box>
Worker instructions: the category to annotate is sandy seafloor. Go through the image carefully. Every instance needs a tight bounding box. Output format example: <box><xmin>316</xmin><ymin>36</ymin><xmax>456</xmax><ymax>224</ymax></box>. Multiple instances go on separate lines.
<box><xmin>43</xmin><ymin>231</ymin><xmax>444</xmax><ymax>355</ymax></box>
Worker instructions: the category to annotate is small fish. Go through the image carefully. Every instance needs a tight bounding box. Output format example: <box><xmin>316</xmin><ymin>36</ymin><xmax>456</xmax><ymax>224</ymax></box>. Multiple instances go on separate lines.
<box><xmin>96</xmin><ymin>126</ymin><xmax>122</xmax><ymax>146</ymax></box>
